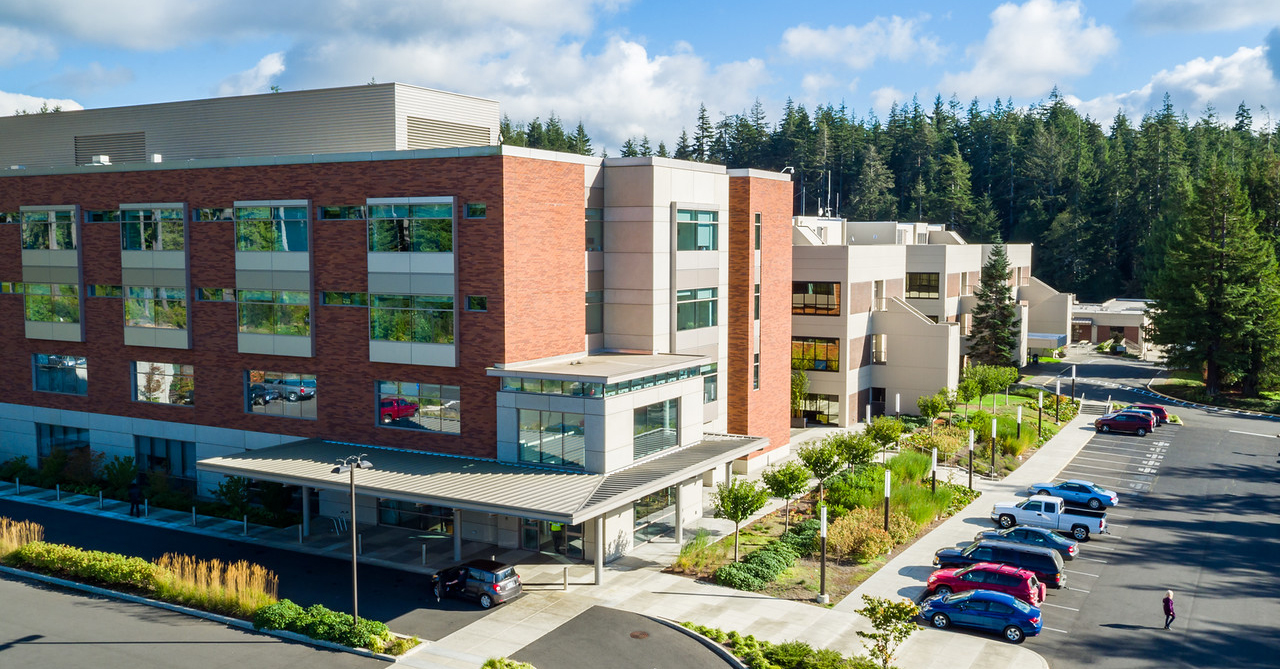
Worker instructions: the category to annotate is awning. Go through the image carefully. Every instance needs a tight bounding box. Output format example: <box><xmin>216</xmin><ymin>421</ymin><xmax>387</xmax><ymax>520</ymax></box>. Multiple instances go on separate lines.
<box><xmin>1027</xmin><ymin>333</ymin><xmax>1067</xmax><ymax>348</ymax></box>
<box><xmin>197</xmin><ymin>434</ymin><xmax>768</xmax><ymax>525</ymax></box>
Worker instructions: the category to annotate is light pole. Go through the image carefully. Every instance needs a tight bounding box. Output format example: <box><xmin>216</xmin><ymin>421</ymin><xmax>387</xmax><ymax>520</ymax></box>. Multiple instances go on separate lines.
<box><xmin>1037</xmin><ymin>391</ymin><xmax>1043</xmax><ymax>439</ymax></box>
<box><xmin>1017</xmin><ymin>406</ymin><xmax>1023</xmax><ymax>440</ymax></box>
<box><xmin>883</xmin><ymin>469</ymin><xmax>891</xmax><ymax>532</ymax></box>
<box><xmin>1055</xmin><ymin>379</ymin><xmax>1061</xmax><ymax>424</ymax></box>
<box><xmin>332</xmin><ymin>454</ymin><xmax>373</xmax><ymax>625</ymax></box>
<box><xmin>895</xmin><ymin>393</ymin><xmax>900</xmax><ymax>419</ymax></box>
<box><xmin>817</xmin><ymin>504</ymin><xmax>829</xmax><ymax>605</ymax></box>
<box><xmin>967</xmin><ymin>430</ymin><xmax>974</xmax><ymax>491</ymax></box>
<box><xmin>1071</xmin><ymin>365</ymin><xmax>1076</xmax><ymax>403</ymax></box>
<box><xmin>990</xmin><ymin>417</ymin><xmax>997</xmax><ymax>479</ymax></box>
<box><xmin>930</xmin><ymin>446</ymin><xmax>937</xmax><ymax>494</ymax></box>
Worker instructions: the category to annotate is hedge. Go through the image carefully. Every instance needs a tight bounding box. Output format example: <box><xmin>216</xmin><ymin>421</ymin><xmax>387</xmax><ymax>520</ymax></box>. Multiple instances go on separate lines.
<box><xmin>7</xmin><ymin>541</ymin><xmax>158</xmax><ymax>591</ymax></box>
<box><xmin>681</xmin><ymin>622</ymin><xmax>877</xmax><ymax>669</ymax></box>
<box><xmin>253</xmin><ymin>599</ymin><xmax>394</xmax><ymax>651</ymax></box>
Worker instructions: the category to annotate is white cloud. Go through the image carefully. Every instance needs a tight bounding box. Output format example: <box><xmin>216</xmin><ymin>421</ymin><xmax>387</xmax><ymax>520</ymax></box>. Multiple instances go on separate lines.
<box><xmin>871</xmin><ymin>86</ymin><xmax>906</xmax><ymax>116</ymax></box>
<box><xmin>0</xmin><ymin>25</ymin><xmax>56</xmax><ymax>66</ymax></box>
<box><xmin>801</xmin><ymin>73</ymin><xmax>838</xmax><ymax>100</ymax></box>
<box><xmin>47</xmin><ymin>63</ymin><xmax>135</xmax><ymax>96</ymax></box>
<box><xmin>216</xmin><ymin>53</ymin><xmax>286</xmax><ymax>97</ymax></box>
<box><xmin>1</xmin><ymin>91</ymin><xmax>83</xmax><ymax>115</ymax></box>
<box><xmin>939</xmin><ymin>0</ymin><xmax>1117</xmax><ymax>99</ymax></box>
<box><xmin>1067</xmin><ymin>46</ymin><xmax>1279</xmax><ymax>125</ymax></box>
<box><xmin>1130</xmin><ymin>0</ymin><xmax>1280</xmax><ymax>33</ymax></box>
<box><xmin>780</xmin><ymin>16</ymin><xmax>943</xmax><ymax>69</ymax></box>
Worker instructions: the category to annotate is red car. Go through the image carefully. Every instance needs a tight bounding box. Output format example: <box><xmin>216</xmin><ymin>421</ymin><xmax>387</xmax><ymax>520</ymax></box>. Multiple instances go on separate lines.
<box><xmin>379</xmin><ymin>397</ymin><xmax>419</xmax><ymax>423</ymax></box>
<box><xmin>1094</xmin><ymin>412</ymin><xmax>1151</xmax><ymax>436</ymax></box>
<box><xmin>926</xmin><ymin>562</ymin><xmax>1046</xmax><ymax>606</ymax></box>
<box><xmin>1127</xmin><ymin>404</ymin><xmax>1169</xmax><ymax>425</ymax></box>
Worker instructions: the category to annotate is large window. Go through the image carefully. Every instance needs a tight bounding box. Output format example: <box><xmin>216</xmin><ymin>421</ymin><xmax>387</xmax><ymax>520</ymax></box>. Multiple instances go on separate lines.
<box><xmin>33</xmin><ymin>354</ymin><xmax>87</xmax><ymax>395</ymax></box>
<box><xmin>753</xmin><ymin>353</ymin><xmax>760</xmax><ymax>390</ymax></box>
<box><xmin>237</xmin><ymin>290</ymin><xmax>310</xmax><ymax>336</ymax></box>
<box><xmin>676</xmin><ymin>209</ymin><xmax>718</xmax><ymax>251</ymax></box>
<box><xmin>21</xmin><ymin>210</ymin><xmax>75</xmax><ymax>250</ymax></box>
<box><xmin>376</xmin><ymin>381</ymin><xmax>460</xmax><ymax>433</ymax></box>
<box><xmin>676</xmin><ymin>288</ymin><xmax>717</xmax><ymax>331</ymax></box>
<box><xmin>136</xmin><ymin>436</ymin><xmax>196</xmax><ymax>490</ymax></box>
<box><xmin>368</xmin><ymin>203</ymin><xmax>452</xmax><ymax>253</ymax></box>
<box><xmin>518</xmin><ymin>409</ymin><xmax>586</xmax><ymax>468</ymax></box>
<box><xmin>369</xmin><ymin>294</ymin><xmax>453</xmax><ymax>344</ymax></box>
<box><xmin>801</xmin><ymin>394</ymin><xmax>841</xmax><ymax>426</ymax></box>
<box><xmin>754</xmin><ymin>283</ymin><xmax>761</xmax><ymax>321</ymax></box>
<box><xmin>24</xmin><ymin>283</ymin><xmax>80</xmax><ymax>323</ymax></box>
<box><xmin>702</xmin><ymin>363</ymin><xmax>718</xmax><ymax>404</ymax></box>
<box><xmin>235</xmin><ymin>206</ymin><xmax>308</xmax><ymax>252</ymax></box>
<box><xmin>872</xmin><ymin>334</ymin><xmax>888</xmax><ymax>363</ymax></box>
<box><xmin>586</xmin><ymin>290</ymin><xmax>603</xmax><ymax>334</ymax></box>
<box><xmin>634</xmin><ymin>399</ymin><xmax>679</xmax><ymax>460</ymax></box>
<box><xmin>246</xmin><ymin>371</ymin><xmax>316</xmax><ymax>419</ymax></box>
<box><xmin>754</xmin><ymin>212</ymin><xmax>762</xmax><ymax>250</ymax></box>
<box><xmin>634</xmin><ymin>486</ymin><xmax>676</xmax><ymax>545</ymax></box>
<box><xmin>791</xmin><ymin>337</ymin><xmax>840</xmax><ymax>372</ymax></box>
<box><xmin>500</xmin><ymin>377</ymin><xmax>607</xmax><ymax>397</ymax></box>
<box><xmin>125</xmin><ymin>287</ymin><xmax>187</xmax><ymax>329</ymax></box>
<box><xmin>792</xmin><ymin>281</ymin><xmax>841</xmax><ymax>316</ymax></box>
<box><xmin>134</xmin><ymin>362</ymin><xmax>194</xmax><ymax>405</ymax></box>
<box><xmin>905</xmin><ymin>272</ymin><xmax>940</xmax><ymax>299</ymax></box>
<box><xmin>36</xmin><ymin>423</ymin><xmax>89</xmax><ymax>468</ymax></box>
<box><xmin>585</xmin><ymin>208</ymin><xmax>603</xmax><ymax>251</ymax></box>
<box><xmin>120</xmin><ymin>209</ymin><xmax>184</xmax><ymax>251</ymax></box>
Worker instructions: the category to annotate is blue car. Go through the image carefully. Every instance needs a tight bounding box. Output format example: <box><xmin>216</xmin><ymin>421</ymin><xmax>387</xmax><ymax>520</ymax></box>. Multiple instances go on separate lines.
<box><xmin>920</xmin><ymin>589</ymin><xmax>1042</xmax><ymax>644</ymax></box>
<box><xmin>1027</xmin><ymin>480</ymin><xmax>1119</xmax><ymax>510</ymax></box>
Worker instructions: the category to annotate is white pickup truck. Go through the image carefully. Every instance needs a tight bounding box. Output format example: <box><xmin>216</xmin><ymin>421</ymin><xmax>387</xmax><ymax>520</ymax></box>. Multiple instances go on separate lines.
<box><xmin>990</xmin><ymin>495</ymin><xmax>1108</xmax><ymax>541</ymax></box>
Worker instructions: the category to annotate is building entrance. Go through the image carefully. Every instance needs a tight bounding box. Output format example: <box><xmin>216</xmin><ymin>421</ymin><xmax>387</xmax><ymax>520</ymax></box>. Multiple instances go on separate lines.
<box><xmin>521</xmin><ymin>519</ymin><xmax>583</xmax><ymax>560</ymax></box>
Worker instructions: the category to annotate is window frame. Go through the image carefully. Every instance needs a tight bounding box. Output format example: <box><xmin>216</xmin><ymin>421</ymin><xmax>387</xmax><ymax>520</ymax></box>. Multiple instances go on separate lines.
<box><xmin>675</xmin><ymin>287</ymin><xmax>718</xmax><ymax>331</ymax></box>
<box><xmin>790</xmin><ymin>337</ymin><xmax>840</xmax><ymax>372</ymax></box>
<box><xmin>792</xmin><ymin>281</ymin><xmax>841</xmax><ymax>316</ymax></box>
<box><xmin>32</xmin><ymin>354</ymin><xmax>88</xmax><ymax>395</ymax></box>
<box><xmin>133</xmin><ymin>361</ymin><xmax>195</xmax><ymax>405</ymax></box>
<box><xmin>905</xmin><ymin>272</ymin><xmax>940</xmax><ymax>300</ymax></box>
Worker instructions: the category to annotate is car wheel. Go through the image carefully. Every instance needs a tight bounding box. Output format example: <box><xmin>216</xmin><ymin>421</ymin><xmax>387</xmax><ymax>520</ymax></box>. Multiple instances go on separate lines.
<box><xmin>931</xmin><ymin>613</ymin><xmax>951</xmax><ymax>629</ymax></box>
<box><xmin>1003</xmin><ymin>625</ymin><xmax>1025</xmax><ymax>644</ymax></box>
<box><xmin>934</xmin><ymin>585</ymin><xmax>953</xmax><ymax>597</ymax></box>
<box><xmin>479</xmin><ymin>593</ymin><xmax>494</xmax><ymax>609</ymax></box>
<box><xmin>1136</xmin><ymin>427</ymin><xmax>1147</xmax><ymax>436</ymax></box>
<box><xmin>1072</xmin><ymin>525</ymin><xmax>1090</xmax><ymax>541</ymax></box>
<box><xmin>1035</xmin><ymin>489</ymin><xmax>1050</xmax><ymax>496</ymax></box>
<box><xmin>999</xmin><ymin>514</ymin><xmax>1016</xmax><ymax>529</ymax></box>
<box><xmin>287</xmin><ymin>391</ymin><xmax>299</xmax><ymax>402</ymax></box>
<box><xmin>1101</xmin><ymin>425</ymin><xmax>1112</xmax><ymax>433</ymax></box>
<box><xmin>1088</xmin><ymin>498</ymin><xmax>1102</xmax><ymax>510</ymax></box>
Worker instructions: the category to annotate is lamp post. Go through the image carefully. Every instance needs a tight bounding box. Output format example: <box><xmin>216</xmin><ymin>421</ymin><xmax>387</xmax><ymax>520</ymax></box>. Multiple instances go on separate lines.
<box><xmin>332</xmin><ymin>454</ymin><xmax>373</xmax><ymax>625</ymax></box>
<box><xmin>883</xmin><ymin>469</ymin><xmax>891</xmax><ymax>532</ymax></box>
<box><xmin>930</xmin><ymin>446</ymin><xmax>937</xmax><ymax>494</ymax></box>
<box><xmin>1037</xmin><ymin>391</ymin><xmax>1043</xmax><ymax>439</ymax></box>
<box><xmin>967</xmin><ymin>430</ymin><xmax>974</xmax><ymax>491</ymax></box>
<box><xmin>1017</xmin><ymin>406</ymin><xmax>1023</xmax><ymax>440</ymax></box>
<box><xmin>1071</xmin><ymin>365</ymin><xmax>1076</xmax><ymax>403</ymax></box>
<box><xmin>895</xmin><ymin>393</ymin><xmax>900</xmax><ymax>419</ymax></box>
<box><xmin>817</xmin><ymin>504</ymin><xmax>829</xmax><ymax>604</ymax></box>
<box><xmin>1055</xmin><ymin>379</ymin><xmax>1061</xmax><ymax>424</ymax></box>
<box><xmin>990</xmin><ymin>417</ymin><xmax>997</xmax><ymax>479</ymax></box>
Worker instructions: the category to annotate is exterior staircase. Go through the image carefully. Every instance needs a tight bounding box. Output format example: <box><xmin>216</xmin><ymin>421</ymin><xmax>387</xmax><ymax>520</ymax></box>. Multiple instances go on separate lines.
<box><xmin>1078</xmin><ymin>399</ymin><xmax>1110</xmax><ymax>416</ymax></box>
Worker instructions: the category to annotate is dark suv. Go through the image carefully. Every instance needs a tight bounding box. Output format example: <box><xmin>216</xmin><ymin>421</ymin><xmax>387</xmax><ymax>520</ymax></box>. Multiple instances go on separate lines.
<box><xmin>432</xmin><ymin>559</ymin><xmax>522</xmax><ymax>608</ymax></box>
<box><xmin>934</xmin><ymin>540</ymin><xmax>1066</xmax><ymax>589</ymax></box>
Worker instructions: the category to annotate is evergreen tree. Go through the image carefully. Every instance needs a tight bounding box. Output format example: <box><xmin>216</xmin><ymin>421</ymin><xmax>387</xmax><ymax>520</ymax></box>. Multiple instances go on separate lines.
<box><xmin>848</xmin><ymin>145</ymin><xmax>896</xmax><ymax>221</ymax></box>
<box><xmin>1147</xmin><ymin>165</ymin><xmax>1280</xmax><ymax>395</ymax></box>
<box><xmin>619</xmin><ymin>138</ymin><xmax>639</xmax><ymax>157</ymax></box>
<box><xmin>693</xmin><ymin>103</ymin><xmax>714</xmax><ymax>161</ymax></box>
<box><xmin>656</xmin><ymin>141</ymin><xmax>669</xmax><ymax>158</ymax></box>
<box><xmin>969</xmin><ymin>241</ymin><xmax>1019</xmax><ymax>365</ymax></box>
<box><xmin>639</xmin><ymin>134</ymin><xmax>652</xmax><ymax>157</ymax></box>
<box><xmin>673</xmin><ymin>130</ymin><xmax>694</xmax><ymax>160</ymax></box>
<box><xmin>571</xmin><ymin>121</ymin><xmax>592</xmax><ymax>156</ymax></box>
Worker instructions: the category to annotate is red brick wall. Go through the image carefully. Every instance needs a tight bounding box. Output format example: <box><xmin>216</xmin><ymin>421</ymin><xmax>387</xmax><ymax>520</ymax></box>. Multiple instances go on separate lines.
<box><xmin>728</xmin><ymin>175</ymin><xmax>791</xmax><ymax>457</ymax></box>
<box><xmin>0</xmin><ymin>155</ymin><xmax>517</xmax><ymax>459</ymax></box>
<box><xmin>849</xmin><ymin>281</ymin><xmax>872</xmax><ymax>313</ymax></box>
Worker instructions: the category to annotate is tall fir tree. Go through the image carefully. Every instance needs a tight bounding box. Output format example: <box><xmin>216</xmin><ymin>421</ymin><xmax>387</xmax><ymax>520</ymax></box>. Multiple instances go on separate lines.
<box><xmin>571</xmin><ymin>121</ymin><xmax>592</xmax><ymax>156</ymax></box>
<box><xmin>969</xmin><ymin>241</ymin><xmax>1019</xmax><ymax>365</ymax></box>
<box><xmin>673</xmin><ymin>130</ymin><xmax>694</xmax><ymax>160</ymax></box>
<box><xmin>693</xmin><ymin>103</ymin><xmax>714</xmax><ymax>162</ymax></box>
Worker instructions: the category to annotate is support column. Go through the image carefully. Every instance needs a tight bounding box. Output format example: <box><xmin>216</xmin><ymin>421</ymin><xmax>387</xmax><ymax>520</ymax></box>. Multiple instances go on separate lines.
<box><xmin>674</xmin><ymin>482</ymin><xmax>684</xmax><ymax>546</ymax></box>
<box><xmin>453</xmin><ymin>508</ymin><xmax>463</xmax><ymax>562</ymax></box>
<box><xmin>594</xmin><ymin>515</ymin><xmax>605</xmax><ymax>585</ymax></box>
<box><xmin>724</xmin><ymin>462</ymin><xmax>732</xmax><ymax>484</ymax></box>
<box><xmin>301</xmin><ymin>486</ymin><xmax>311</xmax><ymax>537</ymax></box>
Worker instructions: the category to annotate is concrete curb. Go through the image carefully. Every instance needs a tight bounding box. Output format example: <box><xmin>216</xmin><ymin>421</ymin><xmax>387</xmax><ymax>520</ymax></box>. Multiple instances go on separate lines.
<box><xmin>1143</xmin><ymin>381</ymin><xmax>1280</xmax><ymax>421</ymax></box>
<box><xmin>0</xmin><ymin>564</ymin><xmax>402</xmax><ymax>663</ymax></box>
<box><xmin>650</xmin><ymin>617</ymin><xmax>749</xmax><ymax>669</ymax></box>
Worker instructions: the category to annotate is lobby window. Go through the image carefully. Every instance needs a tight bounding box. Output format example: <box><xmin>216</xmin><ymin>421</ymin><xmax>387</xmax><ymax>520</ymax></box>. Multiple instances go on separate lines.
<box><xmin>33</xmin><ymin>354</ymin><xmax>87</xmax><ymax>395</ymax></box>
<box><xmin>701</xmin><ymin>363</ymin><xmax>718</xmax><ymax>403</ymax></box>
<box><xmin>135</xmin><ymin>436</ymin><xmax>196</xmax><ymax>490</ymax></box>
<box><xmin>368</xmin><ymin>203</ymin><xmax>452</xmax><ymax>253</ymax></box>
<box><xmin>318</xmin><ymin>205</ymin><xmax>366</xmax><ymax>220</ymax></box>
<box><xmin>872</xmin><ymin>334</ymin><xmax>888</xmax><ymax>363</ymax></box>
<box><xmin>237</xmin><ymin>290</ymin><xmax>310</xmax><ymax>336</ymax></box>
<box><xmin>121</xmin><ymin>208</ymin><xmax>184</xmax><ymax>251</ymax></box>
<box><xmin>754</xmin><ymin>283</ymin><xmax>761</xmax><ymax>320</ymax></box>
<box><xmin>24</xmin><ymin>283</ymin><xmax>79</xmax><ymax>323</ymax></box>
<box><xmin>676</xmin><ymin>287</ymin><xmax>717</xmax><ymax>331</ymax></box>
<box><xmin>791</xmin><ymin>337</ymin><xmax>840</xmax><ymax>372</ymax></box>
<box><xmin>466</xmin><ymin>296</ymin><xmax>488</xmax><ymax>312</ymax></box>
<box><xmin>634</xmin><ymin>399</ymin><xmax>679</xmax><ymax>460</ymax></box>
<box><xmin>753</xmin><ymin>353</ymin><xmax>760</xmax><ymax>390</ymax></box>
<box><xmin>21</xmin><ymin>210</ymin><xmax>76</xmax><ymax>250</ymax></box>
<box><xmin>465</xmin><ymin>203</ymin><xmax>486</xmax><ymax>219</ymax></box>
<box><xmin>754</xmin><ymin>213</ymin><xmax>762</xmax><ymax>250</ymax></box>
<box><xmin>246</xmin><ymin>371</ymin><xmax>316</xmax><ymax>419</ymax></box>
<box><xmin>634</xmin><ymin>486</ymin><xmax>676</xmax><ymax>545</ymax></box>
<box><xmin>369</xmin><ymin>294</ymin><xmax>453</xmax><ymax>344</ymax></box>
<box><xmin>376</xmin><ymin>381</ymin><xmax>461</xmax><ymax>433</ymax></box>
<box><xmin>518</xmin><ymin>409</ymin><xmax>586</xmax><ymax>468</ymax></box>
<box><xmin>585</xmin><ymin>208</ymin><xmax>604</xmax><ymax>251</ymax></box>
<box><xmin>125</xmin><ymin>287</ymin><xmax>187</xmax><ymax>329</ymax></box>
<box><xmin>676</xmin><ymin>209</ymin><xmax>718</xmax><ymax>251</ymax></box>
<box><xmin>235</xmin><ymin>206</ymin><xmax>308</xmax><ymax>252</ymax></box>
<box><xmin>905</xmin><ymin>272</ymin><xmax>940</xmax><ymax>299</ymax></box>
<box><xmin>792</xmin><ymin>281</ymin><xmax>840</xmax><ymax>316</ymax></box>
<box><xmin>801</xmin><ymin>394</ymin><xmax>840</xmax><ymax>426</ymax></box>
<box><xmin>586</xmin><ymin>290</ymin><xmax>603</xmax><ymax>334</ymax></box>
<box><xmin>36</xmin><ymin>423</ymin><xmax>89</xmax><ymax>468</ymax></box>
<box><xmin>134</xmin><ymin>362</ymin><xmax>194</xmax><ymax>405</ymax></box>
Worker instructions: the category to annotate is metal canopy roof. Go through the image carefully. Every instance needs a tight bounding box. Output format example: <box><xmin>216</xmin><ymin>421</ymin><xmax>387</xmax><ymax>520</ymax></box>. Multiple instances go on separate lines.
<box><xmin>198</xmin><ymin>434</ymin><xmax>768</xmax><ymax>525</ymax></box>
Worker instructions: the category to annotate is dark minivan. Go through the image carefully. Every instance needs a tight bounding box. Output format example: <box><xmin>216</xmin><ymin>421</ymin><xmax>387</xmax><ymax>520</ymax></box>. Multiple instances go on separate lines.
<box><xmin>933</xmin><ymin>540</ymin><xmax>1066</xmax><ymax>589</ymax></box>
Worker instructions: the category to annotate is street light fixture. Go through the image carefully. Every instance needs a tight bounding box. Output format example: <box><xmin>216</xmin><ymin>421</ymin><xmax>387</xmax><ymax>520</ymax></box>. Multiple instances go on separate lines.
<box><xmin>332</xmin><ymin>454</ymin><xmax>373</xmax><ymax>625</ymax></box>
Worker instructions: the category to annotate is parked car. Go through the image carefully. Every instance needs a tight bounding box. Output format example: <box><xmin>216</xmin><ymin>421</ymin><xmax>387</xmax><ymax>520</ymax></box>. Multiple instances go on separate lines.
<box><xmin>1094</xmin><ymin>412</ymin><xmax>1151</xmax><ymax>436</ymax></box>
<box><xmin>379</xmin><ymin>397</ymin><xmax>419</xmax><ymax>423</ymax></box>
<box><xmin>248</xmin><ymin>383</ymin><xmax>280</xmax><ymax>406</ymax></box>
<box><xmin>919</xmin><ymin>589</ymin><xmax>1042</xmax><ymax>644</ymax></box>
<box><xmin>926</xmin><ymin>562</ymin><xmax>1046</xmax><ymax>605</ymax></box>
<box><xmin>934</xmin><ymin>540</ymin><xmax>1066</xmax><ymax>589</ymax></box>
<box><xmin>973</xmin><ymin>526</ymin><xmax>1079</xmax><ymax>560</ymax></box>
<box><xmin>1118</xmin><ymin>407</ymin><xmax>1158</xmax><ymax>429</ymax></box>
<box><xmin>263</xmin><ymin>378</ymin><xmax>315</xmax><ymax>402</ymax></box>
<box><xmin>1127</xmin><ymin>403</ymin><xmax>1170</xmax><ymax>425</ymax></box>
<box><xmin>431</xmin><ymin>559</ymin><xmax>522</xmax><ymax>609</ymax></box>
<box><xmin>990</xmin><ymin>495</ymin><xmax>1108</xmax><ymax>541</ymax></box>
<box><xmin>1027</xmin><ymin>480</ymin><xmax>1119</xmax><ymax>510</ymax></box>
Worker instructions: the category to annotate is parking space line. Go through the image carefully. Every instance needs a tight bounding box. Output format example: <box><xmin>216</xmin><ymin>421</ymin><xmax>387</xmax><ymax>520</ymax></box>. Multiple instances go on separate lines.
<box><xmin>1041</xmin><ymin>603</ymin><xmax>1080</xmax><ymax>611</ymax></box>
<box><xmin>1058</xmin><ymin>471</ymin><xmax>1154</xmax><ymax>486</ymax></box>
<box><xmin>1043</xmin><ymin>626</ymin><xmax>1071</xmax><ymax>634</ymax></box>
<box><xmin>1087</xmin><ymin>545</ymin><xmax>1116</xmax><ymax>551</ymax></box>
<box><xmin>1065</xmin><ymin>569</ymin><xmax>1100</xmax><ymax>577</ymax></box>
<box><xmin>1078</xmin><ymin>557</ymin><xmax>1108</xmax><ymax>563</ymax></box>
<box><xmin>1082</xmin><ymin>445</ymin><xmax>1165</xmax><ymax>455</ymax></box>
<box><xmin>1108</xmin><ymin>523</ymin><xmax>1128</xmax><ymax>528</ymax></box>
<box><xmin>1228</xmin><ymin>430</ymin><xmax>1276</xmax><ymax>438</ymax></box>
<box><xmin>1066</xmin><ymin>587</ymin><xmax>1091</xmax><ymax>593</ymax></box>
<box><xmin>1070</xmin><ymin>454</ymin><xmax>1143</xmax><ymax>466</ymax></box>
<box><xmin>1060</xmin><ymin>463</ymin><xmax>1154</xmax><ymax>476</ymax></box>
<box><xmin>1106</xmin><ymin>512</ymin><xmax>1135</xmax><ymax>518</ymax></box>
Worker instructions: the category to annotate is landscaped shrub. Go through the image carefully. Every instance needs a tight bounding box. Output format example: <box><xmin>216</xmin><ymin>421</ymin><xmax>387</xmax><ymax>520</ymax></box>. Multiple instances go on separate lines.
<box><xmin>779</xmin><ymin>519</ymin><xmax>819</xmax><ymax>556</ymax></box>
<box><xmin>887</xmin><ymin>452</ymin><xmax>931</xmax><ymax>484</ymax></box>
<box><xmin>7</xmin><ymin>541</ymin><xmax>158</xmax><ymax>591</ymax></box>
<box><xmin>713</xmin><ymin>561</ymin><xmax>767</xmax><ymax>591</ymax></box>
<box><xmin>671</xmin><ymin>529</ymin><xmax>721</xmax><ymax>575</ymax></box>
<box><xmin>0</xmin><ymin>517</ymin><xmax>43</xmax><ymax>557</ymax></box>
<box><xmin>741</xmin><ymin>542</ymin><xmax>798</xmax><ymax>580</ymax></box>
<box><xmin>884</xmin><ymin>512</ymin><xmax>920</xmax><ymax>545</ymax></box>
<box><xmin>482</xmin><ymin>659</ymin><xmax>537</xmax><ymax>669</ymax></box>
<box><xmin>827</xmin><ymin>508</ymin><xmax>893</xmax><ymax>563</ymax></box>
<box><xmin>681</xmin><ymin>622</ymin><xmax>878</xmax><ymax>669</ymax></box>
<box><xmin>252</xmin><ymin>598</ymin><xmax>395</xmax><ymax>651</ymax></box>
<box><xmin>100</xmin><ymin>456</ymin><xmax>137</xmax><ymax>499</ymax></box>
<box><xmin>825</xmin><ymin>466</ymin><xmax>886</xmax><ymax>511</ymax></box>
<box><xmin>0</xmin><ymin>456</ymin><xmax>35</xmax><ymax>483</ymax></box>
<box><xmin>154</xmin><ymin>553</ymin><xmax>278</xmax><ymax>618</ymax></box>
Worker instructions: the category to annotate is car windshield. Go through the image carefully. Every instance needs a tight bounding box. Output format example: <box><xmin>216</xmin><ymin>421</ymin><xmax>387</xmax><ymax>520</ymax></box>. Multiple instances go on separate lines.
<box><xmin>943</xmin><ymin>591</ymin><xmax>973</xmax><ymax>604</ymax></box>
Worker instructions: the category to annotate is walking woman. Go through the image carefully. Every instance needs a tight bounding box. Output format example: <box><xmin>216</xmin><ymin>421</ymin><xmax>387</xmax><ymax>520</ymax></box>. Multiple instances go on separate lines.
<box><xmin>1163</xmin><ymin>590</ymin><xmax>1176</xmax><ymax>629</ymax></box>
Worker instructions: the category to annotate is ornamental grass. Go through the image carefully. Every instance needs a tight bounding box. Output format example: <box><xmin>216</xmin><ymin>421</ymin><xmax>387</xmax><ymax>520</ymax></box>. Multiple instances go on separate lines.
<box><xmin>154</xmin><ymin>553</ymin><xmax>278</xmax><ymax>619</ymax></box>
<box><xmin>0</xmin><ymin>517</ymin><xmax>43</xmax><ymax>557</ymax></box>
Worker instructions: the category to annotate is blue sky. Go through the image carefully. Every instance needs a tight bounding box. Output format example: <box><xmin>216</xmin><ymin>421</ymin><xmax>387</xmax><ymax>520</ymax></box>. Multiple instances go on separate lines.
<box><xmin>3</xmin><ymin>1</ymin><xmax>1280</xmax><ymax>150</ymax></box>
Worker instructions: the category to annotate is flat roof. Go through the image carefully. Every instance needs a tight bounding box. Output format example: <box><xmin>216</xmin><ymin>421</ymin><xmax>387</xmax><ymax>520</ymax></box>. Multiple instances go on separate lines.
<box><xmin>488</xmin><ymin>352</ymin><xmax>710</xmax><ymax>383</ymax></box>
<box><xmin>197</xmin><ymin>434</ymin><xmax>766</xmax><ymax>525</ymax></box>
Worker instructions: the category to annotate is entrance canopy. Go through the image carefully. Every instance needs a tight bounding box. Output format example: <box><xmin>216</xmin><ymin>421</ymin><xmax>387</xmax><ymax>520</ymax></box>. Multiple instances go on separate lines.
<box><xmin>198</xmin><ymin>434</ymin><xmax>768</xmax><ymax>525</ymax></box>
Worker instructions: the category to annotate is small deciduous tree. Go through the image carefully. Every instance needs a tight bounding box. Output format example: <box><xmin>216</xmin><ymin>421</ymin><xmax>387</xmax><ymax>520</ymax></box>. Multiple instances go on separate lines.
<box><xmin>855</xmin><ymin>595</ymin><xmax>921</xmax><ymax>669</ymax></box>
<box><xmin>864</xmin><ymin>416</ymin><xmax>904</xmax><ymax>456</ymax></box>
<box><xmin>916</xmin><ymin>392</ymin><xmax>947</xmax><ymax>434</ymax></box>
<box><xmin>712</xmin><ymin>477</ymin><xmax>770</xmax><ymax>562</ymax></box>
<box><xmin>761</xmin><ymin>461</ymin><xmax>811</xmax><ymax>532</ymax></box>
<box><xmin>791</xmin><ymin>371</ymin><xmax>809</xmax><ymax>419</ymax></box>
<box><xmin>797</xmin><ymin>440</ymin><xmax>842</xmax><ymax>503</ymax></box>
<box><xmin>826</xmin><ymin>430</ymin><xmax>879</xmax><ymax>470</ymax></box>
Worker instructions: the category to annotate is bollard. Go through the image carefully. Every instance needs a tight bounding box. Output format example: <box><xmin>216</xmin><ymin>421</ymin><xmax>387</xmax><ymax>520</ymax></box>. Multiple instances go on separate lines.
<box><xmin>422</xmin><ymin>544</ymin><xmax>427</xmax><ymax>565</ymax></box>
<box><xmin>243</xmin><ymin>514</ymin><xmax>248</xmax><ymax>536</ymax></box>
<box><xmin>563</xmin><ymin>566</ymin><xmax>569</xmax><ymax>591</ymax></box>
<box><xmin>99</xmin><ymin>491</ymin><xmax>104</xmax><ymax>509</ymax></box>
<box><xmin>56</xmin><ymin>484</ymin><xmax>61</xmax><ymax>501</ymax></box>
<box><xmin>144</xmin><ymin>498</ymin><xmax>148</xmax><ymax>517</ymax></box>
<box><xmin>358</xmin><ymin>533</ymin><xmax>363</xmax><ymax>555</ymax></box>
<box><xmin>14</xmin><ymin>477</ymin><xmax>19</xmax><ymax>495</ymax></box>
<box><xmin>298</xmin><ymin>524</ymin><xmax>304</xmax><ymax>544</ymax></box>
<box><xmin>192</xmin><ymin>506</ymin><xmax>197</xmax><ymax>526</ymax></box>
